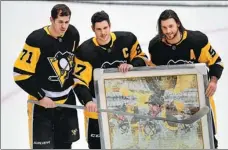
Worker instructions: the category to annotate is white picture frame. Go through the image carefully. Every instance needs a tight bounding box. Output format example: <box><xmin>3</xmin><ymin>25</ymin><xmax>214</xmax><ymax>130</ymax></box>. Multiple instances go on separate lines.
<box><xmin>93</xmin><ymin>63</ymin><xmax>214</xmax><ymax>149</ymax></box>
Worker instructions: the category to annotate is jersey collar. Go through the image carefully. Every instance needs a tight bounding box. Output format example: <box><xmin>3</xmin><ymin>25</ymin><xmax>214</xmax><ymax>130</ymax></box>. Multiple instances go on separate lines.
<box><xmin>92</xmin><ymin>32</ymin><xmax>116</xmax><ymax>48</ymax></box>
<box><xmin>162</xmin><ymin>30</ymin><xmax>187</xmax><ymax>46</ymax></box>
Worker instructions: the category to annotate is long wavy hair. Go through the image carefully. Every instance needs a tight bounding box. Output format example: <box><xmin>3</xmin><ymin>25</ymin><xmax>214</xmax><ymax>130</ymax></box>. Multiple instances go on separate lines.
<box><xmin>157</xmin><ymin>9</ymin><xmax>185</xmax><ymax>39</ymax></box>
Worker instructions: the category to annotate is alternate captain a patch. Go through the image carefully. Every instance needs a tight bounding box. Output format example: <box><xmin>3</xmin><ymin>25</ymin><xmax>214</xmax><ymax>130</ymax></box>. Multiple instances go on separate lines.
<box><xmin>48</xmin><ymin>51</ymin><xmax>74</xmax><ymax>87</ymax></box>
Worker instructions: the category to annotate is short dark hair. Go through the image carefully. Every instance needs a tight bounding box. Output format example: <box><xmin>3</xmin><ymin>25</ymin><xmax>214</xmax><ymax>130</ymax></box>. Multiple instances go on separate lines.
<box><xmin>91</xmin><ymin>10</ymin><xmax>110</xmax><ymax>27</ymax></box>
<box><xmin>51</xmin><ymin>4</ymin><xmax>71</xmax><ymax>20</ymax></box>
<box><xmin>157</xmin><ymin>9</ymin><xmax>185</xmax><ymax>39</ymax></box>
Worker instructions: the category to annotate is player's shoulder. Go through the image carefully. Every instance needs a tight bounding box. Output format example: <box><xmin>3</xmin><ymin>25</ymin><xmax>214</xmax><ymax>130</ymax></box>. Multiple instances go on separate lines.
<box><xmin>65</xmin><ymin>24</ymin><xmax>80</xmax><ymax>39</ymax></box>
<box><xmin>78</xmin><ymin>38</ymin><xmax>94</xmax><ymax>50</ymax></box>
<box><xmin>67</xmin><ymin>24</ymin><xmax>79</xmax><ymax>33</ymax></box>
<box><xmin>114</xmin><ymin>31</ymin><xmax>135</xmax><ymax>37</ymax></box>
<box><xmin>113</xmin><ymin>31</ymin><xmax>138</xmax><ymax>45</ymax></box>
<box><xmin>75</xmin><ymin>38</ymin><xmax>94</xmax><ymax>60</ymax></box>
<box><xmin>25</xmin><ymin>27</ymin><xmax>46</xmax><ymax>47</ymax></box>
<box><xmin>186</xmin><ymin>30</ymin><xmax>208</xmax><ymax>47</ymax></box>
<box><xmin>149</xmin><ymin>34</ymin><xmax>160</xmax><ymax>50</ymax></box>
<box><xmin>114</xmin><ymin>31</ymin><xmax>136</xmax><ymax>39</ymax></box>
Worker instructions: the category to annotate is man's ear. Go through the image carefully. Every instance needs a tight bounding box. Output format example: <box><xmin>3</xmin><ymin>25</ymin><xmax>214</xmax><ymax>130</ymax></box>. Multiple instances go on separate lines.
<box><xmin>109</xmin><ymin>22</ymin><xmax>111</xmax><ymax>29</ymax></box>
<box><xmin>177</xmin><ymin>22</ymin><xmax>180</xmax><ymax>28</ymax></box>
<box><xmin>50</xmin><ymin>17</ymin><xmax>54</xmax><ymax>23</ymax></box>
<box><xmin>91</xmin><ymin>25</ymin><xmax>95</xmax><ymax>32</ymax></box>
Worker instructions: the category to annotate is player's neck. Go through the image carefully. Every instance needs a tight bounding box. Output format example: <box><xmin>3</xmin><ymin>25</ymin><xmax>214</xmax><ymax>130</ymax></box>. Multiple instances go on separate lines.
<box><xmin>97</xmin><ymin>34</ymin><xmax>111</xmax><ymax>46</ymax></box>
<box><xmin>166</xmin><ymin>31</ymin><xmax>182</xmax><ymax>45</ymax></box>
<box><xmin>48</xmin><ymin>26</ymin><xmax>60</xmax><ymax>39</ymax></box>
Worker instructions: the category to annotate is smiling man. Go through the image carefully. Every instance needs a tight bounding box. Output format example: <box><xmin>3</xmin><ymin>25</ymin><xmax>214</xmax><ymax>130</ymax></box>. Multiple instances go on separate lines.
<box><xmin>73</xmin><ymin>10</ymin><xmax>148</xmax><ymax>149</ymax></box>
<box><xmin>148</xmin><ymin>9</ymin><xmax>224</xmax><ymax>148</ymax></box>
<box><xmin>13</xmin><ymin>4</ymin><xmax>80</xmax><ymax>149</ymax></box>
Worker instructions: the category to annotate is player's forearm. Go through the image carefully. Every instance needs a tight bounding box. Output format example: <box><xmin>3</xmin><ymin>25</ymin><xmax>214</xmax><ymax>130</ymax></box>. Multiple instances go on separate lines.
<box><xmin>13</xmin><ymin>67</ymin><xmax>45</xmax><ymax>100</ymax></box>
<box><xmin>131</xmin><ymin>57</ymin><xmax>147</xmax><ymax>67</ymax></box>
<box><xmin>73</xmin><ymin>84</ymin><xmax>93</xmax><ymax>106</ymax></box>
<box><xmin>14</xmin><ymin>77</ymin><xmax>45</xmax><ymax>100</ymax></box>
<box><xmin>208</xmin><ymin>63</ymin><xmax>224</xmax><ymax>80</ymax></box>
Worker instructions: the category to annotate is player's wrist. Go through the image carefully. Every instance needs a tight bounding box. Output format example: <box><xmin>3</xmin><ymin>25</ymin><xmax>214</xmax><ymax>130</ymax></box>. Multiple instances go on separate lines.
<box><xmin>210</xmin><ymin>76</ymin><xmax>218</xmax><ymax>83</ymax></box>
<box><xmin>85</xmin><ymin>100</ymin><xmax>94</xmax><ymax>106</ymax></box>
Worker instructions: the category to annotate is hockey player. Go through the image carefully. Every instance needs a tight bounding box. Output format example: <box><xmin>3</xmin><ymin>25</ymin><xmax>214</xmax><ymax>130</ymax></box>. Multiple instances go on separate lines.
<box><xmin>13</xmin><ymin>4</ymin><xmax>81</xmax><ymax>149</ymax></box>
<box><xmin>73</xmin><ymin>11</ymin><xmax>148</xmax><ymax>149</ymax></box>
<box><xmin>148</xmin><ymin>9</ymin><xmax>224</xmax><ymax>148</ymax></box>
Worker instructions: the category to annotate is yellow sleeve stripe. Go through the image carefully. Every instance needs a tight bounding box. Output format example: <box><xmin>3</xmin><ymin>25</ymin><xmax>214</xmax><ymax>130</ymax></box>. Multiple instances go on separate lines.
<box><xmin>134</xmin><ymin>55</ymin><xmax>150</xmax><ymax>66</ymax></box>
<box><xmin>73</xmin><ymin>79</ymin><xmax>88</xmax><ymax>88</ymax></box>
<box><xmin>216</xmin><ymin>62</ymin><xmax>224</xmax><ymax>67</ymax></box>
<box><xmin>14</xmin><ymin>74</ymin><xmax>32</xmax><ymax>81</ymax></box>
<box><xmin>135</xmin><ymin>55</ymin><xmax>148</xmax><ymax>60</ymax></box>
<box><xmin>28</xmin><ymin>96</ymin><xmax>67</xmax><ymax>104</ymax></box>
<box><xmin>14</xmin><ymin>43</ymin><xmax>41</xmax><ymax>73</ymax></box>
<box><xmin>84</xmin><ymin>110</ymin><xmax>98</xmax><ymax>119</ymax></box>
<box><xmin>147</xmin><ymin>54</ymin><xmax>156</xmax><ymax>66</ymax></box>
<box><xmin>198</xmin><ymin>42</ymin><xmax>219</xmax><ymax>66</ymax></box>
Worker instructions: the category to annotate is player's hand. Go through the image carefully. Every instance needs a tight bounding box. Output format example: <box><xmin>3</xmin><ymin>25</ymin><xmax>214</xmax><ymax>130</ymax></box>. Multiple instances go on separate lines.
<box><xmin>39</xmin><ymin>97</ymin><xmax>56</xmax><ymax>108</ymax></box>
<box><xmin>149</xmin><ymin>104</ymin><xmax>162</xmax><ymax>117</ymax></box>
<box><xmin>85</xmin><ymin>101</ymin><xmax>97</xmax><ymax>112</ymax></box>
<box><xmin>116</xmin><ymin>115</ymin><xmax>125</xmax><ymax>121</ymax></box>
<box><xmin>118</xmin><ymin>63</ymin><xmax>133</xmax><ymax>73</ymax></box>
<box><xmin>206</xmin><ymin>76</ymin><xmax>218</xmax><ymax>97</ymax></box>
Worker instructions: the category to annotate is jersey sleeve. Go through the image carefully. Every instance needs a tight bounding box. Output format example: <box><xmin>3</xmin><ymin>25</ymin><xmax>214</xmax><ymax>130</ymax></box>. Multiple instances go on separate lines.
<box><xmin>72</xmin><ymin>45</ymin><xmax>93</xmax><ymax>105</ymax></box>
<box><xmin>70</xmin><ymin>24</ymin><xmax>80</xmax><ymax>51</ymax></box>
<box><xmin>128</xmin><ymin>33</ymin><xmax>149</xmax><ymax>67</ymax></box>
<box><xmin>196</xmin><ymin>31</ymin><xmax>224</xmax><ymax>79</ymax></box>
<box><xmin>13</xmin><ymin>31</ymin><xmax>45</xmax><ymax>100</ymax></box>
<box><xmin>148</xmin><ymin>35</ymin><xmax>159</xmax><ymax>66</ymax></box>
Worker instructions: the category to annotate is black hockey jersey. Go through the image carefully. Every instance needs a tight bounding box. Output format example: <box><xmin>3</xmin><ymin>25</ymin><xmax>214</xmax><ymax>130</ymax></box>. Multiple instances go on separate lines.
<box><xmin>148</xmin><ymin>30</ymin><xmax>224</xmax><ymax>79</ymax></box>
<box><xmin>13</xmin><ymin>24</ymin><xmax>80</xmax><ymax>104</ymax></box>
<box><xmin>73</xmin><ymin>31</ymin><xmax>148</xmax><ymax>106</ymax></box>
<box><xmin>148</xmin><ymin>30</ymin><xmax>223</xmax><ymax>132</ymax></box>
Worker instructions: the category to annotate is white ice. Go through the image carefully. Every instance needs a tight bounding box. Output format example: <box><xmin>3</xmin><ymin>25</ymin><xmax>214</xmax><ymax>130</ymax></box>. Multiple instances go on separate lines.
<box><xmin>1</xmin><ymin>1</ymin><xmax>228</xmax><ymax>149</ymax></box>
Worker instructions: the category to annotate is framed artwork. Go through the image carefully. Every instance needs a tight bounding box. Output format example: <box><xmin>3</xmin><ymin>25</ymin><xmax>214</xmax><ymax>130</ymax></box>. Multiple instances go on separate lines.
<box><xmin>94</xmin><ymin>64</ymin><xmax>214</xmax><ymax>149</ymax></box>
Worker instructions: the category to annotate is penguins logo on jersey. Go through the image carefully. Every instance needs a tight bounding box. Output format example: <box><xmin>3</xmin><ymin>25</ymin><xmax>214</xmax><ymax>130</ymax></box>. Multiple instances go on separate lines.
<box><xmin>48</xmin><ymin>51</ymin><xmax>74</xmax><ymax>87</ymax></box>
<box><xmin>101</xmin><ymin>60</ymin><xmax>127</xmax><ymax>69</ymax></box>
<box><xmin>167</xmin><ymin>59</ymin><xmax>194</xmax><ymax>65</ymax></box>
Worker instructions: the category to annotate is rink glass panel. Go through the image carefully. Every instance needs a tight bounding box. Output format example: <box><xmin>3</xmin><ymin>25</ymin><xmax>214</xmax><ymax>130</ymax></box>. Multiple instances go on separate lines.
<box><xmin>94</xmin><ymin>64</ymin><xmax>213</xmax><ymax>149</ymax></box>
